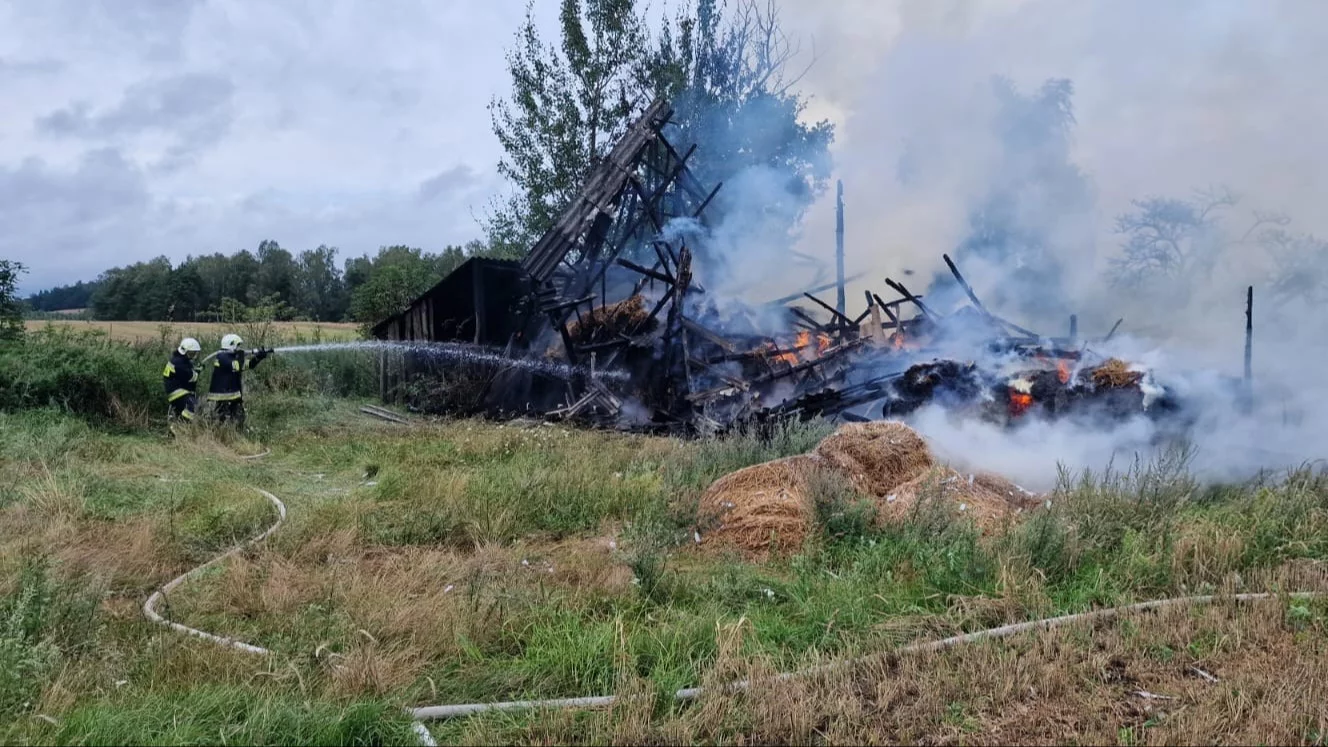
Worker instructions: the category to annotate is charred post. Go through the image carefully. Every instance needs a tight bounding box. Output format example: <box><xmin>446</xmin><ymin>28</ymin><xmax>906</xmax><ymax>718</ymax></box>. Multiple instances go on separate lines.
<box><xmin>835</xmin><ymin>180</ymin><xmax>846</xmax><ymax>317</ymax></box>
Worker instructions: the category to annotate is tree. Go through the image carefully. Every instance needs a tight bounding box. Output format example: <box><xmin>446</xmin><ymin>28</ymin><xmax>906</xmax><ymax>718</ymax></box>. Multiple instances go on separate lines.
<box><xmin>344</xmin><ymin>244</ymin><xmax>472</xmax><ymax>332</ymax></box>
<box><xmin>254</xmin><ymin>240</ymin><xmax>297</xmax><ymax>306</ymax></box>
<box><xmin>1262</xmin><ymin>227</ymin><xmax>1328</xmax><ymax>311</ymax></box>
<box><xmin>26</xmin><ymin>280</ymin><xmax>99</xmax><ymax>312</ymax></box>
<box><xmin>0</xmin><ymin>260</ymin><xmax>25</xmax><ymax>341</ymax></box>
<box><xmin>1105</xmin><ymin>187</ymin><xmax>1286</xmax><ymax>302</ymax></box>
<box><xmin>486</xmin><ymin>0</ymin><xmax>647</xmax><ymax>252</ymax></box>
<box><xmin>296</xmin><ymin>245</ymin><xmax>348</xmax><ymax>321</ymax></box>
<box><xmin>485</xmin><ymin>0</ymin><xmax>833</xmax><ymax>255</ymax></box>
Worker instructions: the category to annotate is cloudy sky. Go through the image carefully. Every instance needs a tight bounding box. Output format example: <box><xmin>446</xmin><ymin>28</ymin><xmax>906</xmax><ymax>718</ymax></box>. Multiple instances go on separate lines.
<box><xmin>5</xmin><ymin>0</ymin><xmax>1326</xmax><ymax>300</ymax></box>
<box><xmin>1</xmin><ymin>0</ymin><xmax>564</xmax><ymax>293</ymax></box>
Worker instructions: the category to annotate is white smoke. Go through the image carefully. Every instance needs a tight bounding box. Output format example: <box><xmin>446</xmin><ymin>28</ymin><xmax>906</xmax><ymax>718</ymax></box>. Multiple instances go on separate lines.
<box><xmin>702</xmin><ymin>0</ymin><xmax>1328</xmax><ymax>487</ymax></box>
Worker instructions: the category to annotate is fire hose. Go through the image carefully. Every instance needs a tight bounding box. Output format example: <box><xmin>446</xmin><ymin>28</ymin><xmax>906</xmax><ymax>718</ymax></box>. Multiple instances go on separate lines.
<box><xmin>140</xmin><ymin>449</ymin><xmax>437</xmax><ymax>747</ymax></box>
<box><xmin>142</xmin><ymin>450</ymin><xmax>1323</xmax><ymax>734</ymax></box>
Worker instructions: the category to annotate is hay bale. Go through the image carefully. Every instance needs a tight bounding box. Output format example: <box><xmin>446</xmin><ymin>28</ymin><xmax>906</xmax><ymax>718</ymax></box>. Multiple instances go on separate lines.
<box><xmin>697</xmin><ymin>454</ymin><xmax>822</xmax><ymax>557</ymax></box>
<box><xmin>1090</xmin><ymin>358</ymin><xmax>1144</xmax><ymax>389</ymax></box>
<box><xmin>881</xmin><ymin>467</ymin><xmax>1033</xmax><ymax>533</ymax></box>
<box><xmin>813</xmin><ymin>421</ymin><xmax>935</xmax><ymax>496</ymax></box>
<box><xmin>565</xmin><ymin>295</ymin><xmax>652</xmax><ymax>344</ymax></box>
<box><xmin>696</xmin><ymin>421</ymin><xmax>1045</xmax><ymax>556</ymax></box>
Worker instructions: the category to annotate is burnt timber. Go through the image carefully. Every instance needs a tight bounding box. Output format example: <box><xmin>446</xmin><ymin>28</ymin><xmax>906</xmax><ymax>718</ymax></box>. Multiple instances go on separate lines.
<box><xmin>370</xmin><ymin>97</ymin><xmax>1186</xmax><ymax>435</ymax></box>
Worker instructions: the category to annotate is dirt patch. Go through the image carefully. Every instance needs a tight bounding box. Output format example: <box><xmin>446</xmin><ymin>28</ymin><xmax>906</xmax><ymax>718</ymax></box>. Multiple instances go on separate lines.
<box><xmin>698</xmin><ymin>421</ymin><xmax>1040</xmax><ymax>556</ymax></box>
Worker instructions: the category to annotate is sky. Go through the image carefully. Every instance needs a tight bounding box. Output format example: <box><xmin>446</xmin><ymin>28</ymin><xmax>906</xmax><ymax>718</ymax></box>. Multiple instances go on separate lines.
<box><xmin>0</xmin><ymin>0</ymin><xmax>560</xmax><ymax>294</ymax></box>
<box><xmin>5</xmin><ymin>0</ymin><xmax>1327</xmax><ymax>303</ymax></box>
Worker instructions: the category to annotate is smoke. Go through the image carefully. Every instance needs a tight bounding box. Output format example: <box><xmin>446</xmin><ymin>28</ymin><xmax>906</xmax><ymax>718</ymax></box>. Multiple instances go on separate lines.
<box><xmin>678</xmin><ymin>0</ymin><xmax>1328</xmax><ymax>485</ymax></box>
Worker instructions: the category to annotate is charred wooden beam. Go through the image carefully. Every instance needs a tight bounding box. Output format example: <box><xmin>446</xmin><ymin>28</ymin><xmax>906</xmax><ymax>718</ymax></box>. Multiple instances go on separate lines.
<box><xmin>802</xmin><ymin>292</ymin><xmax>856</xmax><ymax>327</ymax></box>
<box><xmin>616</xmin><ymin>257</ymin><xmax>673</xmax><ymax>285</ymax></box>
<box><xmin>765</xmin><ymin>273</ymin><xmax>867</xmax><ymax>307</ymax></box>
<box><xmin>883</xmin><ymin>278</ymin><xmax>937</xmax><ymax>318</ymax></box>
<box><xmin>1103</xmin><ymin>318</ymin><xmax>1124</xmax><ymax>342</ymax></box>
<box><xmin>871</xmin><ymin>293</ymin><xmax>900</xmax><ymax>325</ymax></box>
<box><xmin>680</xmin><ymin>318</ymin><xmax>738</xmax><ymax>353</ymax></box>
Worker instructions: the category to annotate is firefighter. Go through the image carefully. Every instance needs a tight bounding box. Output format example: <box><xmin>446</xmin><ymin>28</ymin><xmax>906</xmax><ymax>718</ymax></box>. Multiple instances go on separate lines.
<box><xmin>207</xmin><ymin>333</ymin><xmax>272</xmax><ymax>429</ymax></box>
<box><xmin>163</xmin><ymin>337</ymin><xmax>202</xmax><ymax>433</ymax></box>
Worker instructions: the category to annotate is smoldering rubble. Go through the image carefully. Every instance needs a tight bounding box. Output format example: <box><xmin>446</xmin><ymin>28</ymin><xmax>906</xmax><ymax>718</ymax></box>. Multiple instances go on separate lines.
<box><xmin>370</xmin><ymin>97</ymin><xmax>1217</xmax><ymax>448</ymax></box>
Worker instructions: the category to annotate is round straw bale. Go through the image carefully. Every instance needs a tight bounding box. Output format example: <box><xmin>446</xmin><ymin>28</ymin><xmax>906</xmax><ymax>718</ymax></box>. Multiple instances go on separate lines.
<box><xmin>813</xmin><ymin>421</ymin><xmax>935</xmax><ymax>496</ymax></box>
<box><xmin>697</xmin><ymin>454</ymin><xmax>821</xmax><ymax>557</ymax></box>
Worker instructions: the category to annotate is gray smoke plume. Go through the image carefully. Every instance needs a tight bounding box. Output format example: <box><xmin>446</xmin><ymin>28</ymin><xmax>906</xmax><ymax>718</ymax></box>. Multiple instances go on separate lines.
<box><xmin>687</xmin><ymin>0</ymin><xmax>1328</xmax><ymax>486</ymax></box>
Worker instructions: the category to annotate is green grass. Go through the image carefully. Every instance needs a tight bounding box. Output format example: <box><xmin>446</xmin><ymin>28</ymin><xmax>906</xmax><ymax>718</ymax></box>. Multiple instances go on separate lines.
<box><xmin>3</xmin><ymin>370</ymin><xmax>1328</xmax><ymax>744</ymax></box>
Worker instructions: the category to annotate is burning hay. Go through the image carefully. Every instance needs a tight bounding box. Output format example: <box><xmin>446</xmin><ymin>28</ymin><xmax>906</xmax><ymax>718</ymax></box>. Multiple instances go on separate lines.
<box><xmin>564</xmin><ymin>295</ymin><xmax>654</xmax><ymax>348</ymax></box>
<box><xmin>698</xmin><ymin>421</ymin><xmax>1041</xmax><ymax>557</ymax></box>
<box><xmin>369</xmin><ymin>96</ymin><xmax>1191</xmax><ymax>440</ymax></box>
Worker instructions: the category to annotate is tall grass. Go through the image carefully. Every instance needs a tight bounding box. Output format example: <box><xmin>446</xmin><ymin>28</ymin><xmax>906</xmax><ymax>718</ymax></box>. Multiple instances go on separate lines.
<box><xmin>4</xmin><ymin>394</ymin><xmax>1328</xmax><ymax>744</ymax></box>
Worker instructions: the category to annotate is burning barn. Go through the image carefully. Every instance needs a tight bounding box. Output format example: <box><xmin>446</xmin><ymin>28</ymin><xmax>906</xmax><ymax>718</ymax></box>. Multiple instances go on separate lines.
<box><xmin>371</xmin><ymin>96</ymin><xmax>1190</xmax><ymax>437</ymax></box>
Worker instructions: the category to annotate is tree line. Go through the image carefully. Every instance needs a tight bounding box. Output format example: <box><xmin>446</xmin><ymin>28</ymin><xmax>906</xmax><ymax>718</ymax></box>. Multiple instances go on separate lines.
<box><xmin>27</xmin><ymin>240</ymin><xmax>517</xmax><ymax>329</ymax></box>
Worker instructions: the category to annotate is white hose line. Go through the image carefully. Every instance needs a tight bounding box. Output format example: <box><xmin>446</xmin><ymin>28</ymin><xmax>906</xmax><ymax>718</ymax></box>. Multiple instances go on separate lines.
<box><xmin>409</xmin><ymin>589</ymin><xmax>1324</xmax><ymax>721</ymax></box>
<box><xmin>139</xmin><ymin>472</ymin><xmax>436</xmax><ymax>746</ymax></box>
<box><xmin>142</xmin><ymin>487</ymin><xmax>286</xmax><ymax>655</ymax></box>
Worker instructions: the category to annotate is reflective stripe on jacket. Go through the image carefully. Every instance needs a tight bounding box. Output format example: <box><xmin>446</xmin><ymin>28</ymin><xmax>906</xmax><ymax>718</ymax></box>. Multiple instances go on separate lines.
<box><xmin>162</xmin><ymin>352</ymin><xmax>199</xmax><ymax>401</ymax></box>
<box><xmin>207</xmin><ymin>349</ymin><xmax>267</xmax><ymax>400</ymax></box>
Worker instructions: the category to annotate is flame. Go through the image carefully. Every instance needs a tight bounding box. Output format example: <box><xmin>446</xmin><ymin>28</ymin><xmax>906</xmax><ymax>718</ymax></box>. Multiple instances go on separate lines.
<box><xmin>1056</xmin><ymin>359</ymin><xmax>1072</xmax><ymax>384</ymax></box>
<box><xmin>1008</xmin><ymin>389</ymin><xmax>1034</xmax><ymax>417</ymax></box>
<box><xmin>816</xmin><ymin>333</ymin><xmax>832</xmax><ymax>354</ymax></box>
<box><xmin>891</xmin><ymin>331</ymin><xmax>906</xmax><ymax>350</ymax></box>
<box><xmin>795</xmin><ymin>330</ymin><xmax>810</xmax><ymax>349</ymax></box>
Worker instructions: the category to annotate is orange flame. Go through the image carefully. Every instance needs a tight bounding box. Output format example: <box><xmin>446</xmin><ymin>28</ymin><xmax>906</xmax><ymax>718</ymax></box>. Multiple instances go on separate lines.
<box><xmin>1008</xmin><ymin>389</ymin><xmax>1033</xmax><ymax>418</ymax></box>
<box><xmin>1056</xmin><ymin>360</ymin><xmax>1072</xmax><ymax>384</ymax></box>
<box><xmin>795</xmin><ymin>330</ymin><xmax>810</xmax><ymax>349</ymax></box>
<box><xmin>816</xmin><ymin>333</ymin><xmax>832</xmax><ymax>354</ymax></box>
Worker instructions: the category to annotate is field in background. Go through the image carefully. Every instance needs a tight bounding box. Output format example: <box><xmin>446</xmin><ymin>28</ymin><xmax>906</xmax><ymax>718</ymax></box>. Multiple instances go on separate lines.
<box><xmin>23</xmin><ymin>319</ymin><xmax>362</xmax><ymax>344</ymax></box>
<box><xmin>3</xmin><ymin>376</ymin><xmax>1328</xmax><ymax>744</ymax></box>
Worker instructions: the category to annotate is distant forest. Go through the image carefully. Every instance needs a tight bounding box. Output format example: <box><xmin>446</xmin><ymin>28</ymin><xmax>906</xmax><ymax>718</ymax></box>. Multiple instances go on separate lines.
<box><xmin>27</xmin><ymin>239</ymin><xmax>519</xmax><ymax>327</ymax></box>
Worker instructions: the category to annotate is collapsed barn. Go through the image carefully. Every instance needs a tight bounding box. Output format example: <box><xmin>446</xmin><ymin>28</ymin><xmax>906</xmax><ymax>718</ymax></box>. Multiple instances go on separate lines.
<box><xmin>371</xmin><ymin>97</ymin><xmax>1192</xmax><ymax>436</ymax></box>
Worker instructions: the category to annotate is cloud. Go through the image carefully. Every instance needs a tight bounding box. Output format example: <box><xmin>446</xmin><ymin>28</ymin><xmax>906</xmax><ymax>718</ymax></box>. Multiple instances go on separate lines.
<box><xmin>0</xmin><ymin>0</ymin><xmax>557</xmax><ymax>295</ymax></box>
<box><xmin>36</xmin><ymin>73</ymin><xmax>236</xmax><ymax>170</ymax></box>
<box><xmin>417</xmin><ymin>165</ymin><xmax>480</xmax><ymax>204</ymax></box>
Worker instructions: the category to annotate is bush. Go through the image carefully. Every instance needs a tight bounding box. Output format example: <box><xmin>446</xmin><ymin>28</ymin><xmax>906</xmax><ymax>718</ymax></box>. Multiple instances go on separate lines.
<box><xmin>0</xmin><ymin>328</ymin><xmax>159</xmax><ymax>428</ymax></box>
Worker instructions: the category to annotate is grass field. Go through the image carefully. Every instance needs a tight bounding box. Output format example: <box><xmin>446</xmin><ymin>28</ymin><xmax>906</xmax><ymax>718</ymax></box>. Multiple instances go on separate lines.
<box><xmin>3</xmin><ymin>389</ymin><xmax>1328</xmax><ymax>745</ymax></box>
<box><xmin>23</xmin><ymin>319</ymin><xmax>362</xmax><ymax>344</ymax></box>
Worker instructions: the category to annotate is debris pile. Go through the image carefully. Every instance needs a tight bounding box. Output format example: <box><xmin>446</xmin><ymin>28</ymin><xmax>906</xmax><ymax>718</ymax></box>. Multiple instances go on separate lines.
<box><xmin>371</xmin><ymin>96</ymin><xmax>1191</xmax><ymax>438</ymax></box>
<box><xmin>697</xmin><ymin>421</ymin><xmax>1043</xmax><ymax>557</ymax></box>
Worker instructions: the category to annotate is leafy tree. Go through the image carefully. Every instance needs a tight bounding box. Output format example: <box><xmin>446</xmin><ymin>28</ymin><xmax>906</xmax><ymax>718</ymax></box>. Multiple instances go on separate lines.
<box><xmin>345</xmin><ymin>244</ymin><xmax>473</xmax><ymax>331</ymax></box>
<box><xmin>485</xmin><ymin>0</ymin><xmax>833</xmax><ymax>255</ymax></box>
<box><xmin>254</xmin><ymin>240</ymin><xmax>297</xmax><ymax>304</ymax></box>
<box><xmin>487</xmin><ymin>0</ymin><xmax>647</xmax><ymax>252</ymax></box>
<box><xmin>0</xmin><ymin>260</ymin><xmax>25</xmax><ymax>341</ymax></box>
<box><xmin>1105</xmin><ymin>187</ymin><xmax>1286</xmax><ymax>304</ymax></box>
<box><xmin>296</xmin><ymin>245</ymin><xmax>347</xmax><ymax>321</ymax></box>
<box><xmin>25</xmin><ymin>280</ymin><xmax>99</xmax><ymax>312</ymax></box>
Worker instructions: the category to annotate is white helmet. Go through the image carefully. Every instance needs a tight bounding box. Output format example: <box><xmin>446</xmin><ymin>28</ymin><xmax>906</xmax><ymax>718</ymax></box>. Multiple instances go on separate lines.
<box><xmin>221</xmin><ymin>333</ymin><xmax>244</xmax><ymax>352</ymax></box>
<box><xmin>178</xmin><ymin>337</ymin><xmax>201</xmax><ymax>356</ymax></box>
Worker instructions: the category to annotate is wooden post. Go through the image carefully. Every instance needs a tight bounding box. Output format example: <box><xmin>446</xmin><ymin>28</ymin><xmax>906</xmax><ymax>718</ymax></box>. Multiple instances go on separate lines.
<box><xmin>865</xmin><ymin>290</ymin><xmax>885</xmax><ymax>345</ymax></box>
<box><xmin>835</xmin><ymin>180</ymin><xmax>846</xmax><ymax>317</ymax></box>
<box><xmin>1243</xmin><ymin>285</ymin><xmax>1253</xmax><ymax>413</ymax></box>
<box><xmin>1069</xmin><ymin>314</ymin><xmax>1078</xmax><ymax>340</ymax></box>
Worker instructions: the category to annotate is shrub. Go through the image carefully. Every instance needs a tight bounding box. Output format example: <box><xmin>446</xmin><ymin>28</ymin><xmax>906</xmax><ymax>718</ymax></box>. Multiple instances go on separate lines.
<box><xmin>0</xmin><ymin>328</ymin><xmax>159</xmax><ymax>428</ymax></box>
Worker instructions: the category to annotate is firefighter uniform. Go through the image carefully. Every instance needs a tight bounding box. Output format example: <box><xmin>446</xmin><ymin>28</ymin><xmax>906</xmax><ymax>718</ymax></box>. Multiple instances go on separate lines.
<box><xmin>163</xmin><ymin>342</ymin><xmax>201</xmax><ymax>430</ymax></box>
<box><xmin>207</xmin><ymin>347</ymin><xmax>269</xmax><ymax>428</ymax></box>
